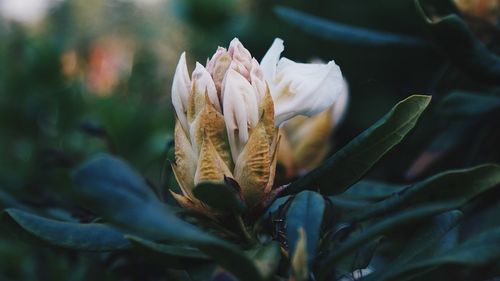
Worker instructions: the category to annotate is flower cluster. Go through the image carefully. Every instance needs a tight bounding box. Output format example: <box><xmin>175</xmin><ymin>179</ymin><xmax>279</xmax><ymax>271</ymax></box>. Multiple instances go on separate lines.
<box><xmin>170</xmin><ymin>38</ymin><xmax>344</xmax><ymax>216</ymax></box>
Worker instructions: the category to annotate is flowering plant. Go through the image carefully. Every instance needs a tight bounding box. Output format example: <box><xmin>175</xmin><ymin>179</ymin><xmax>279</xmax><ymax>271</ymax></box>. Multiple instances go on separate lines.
<box><xmin>3</xmin><ymin>6</ymin><xmax>500</xmax><ymax>279</ymax></box>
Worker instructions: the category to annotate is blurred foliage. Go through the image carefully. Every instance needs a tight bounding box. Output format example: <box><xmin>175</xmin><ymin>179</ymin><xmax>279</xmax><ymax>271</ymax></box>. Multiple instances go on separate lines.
<box><xmin>0</xmin><ymin>0</ymin><xmax>499</xmax><ymax>280</ymax></box>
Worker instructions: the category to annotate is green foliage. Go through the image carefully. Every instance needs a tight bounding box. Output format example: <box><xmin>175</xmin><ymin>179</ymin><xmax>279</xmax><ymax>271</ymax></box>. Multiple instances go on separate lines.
<box><xmin>288</xmin><ymin>95</ymin><xmax>431</xmax><ymax>195</ymax></box>
<box><xmin>285</xmin><ymin>191</ymin><xmax>325</xmax><ymax>267</ymax></box>
<box><xmin>1</xmin><ymin>0</ymin><xmax>500</xmax><ymax>280</ymax></box>
<box><xmin>2</xmin><ymin>208</ymin><xmax>131</xmax><ymax>251</ymax></box>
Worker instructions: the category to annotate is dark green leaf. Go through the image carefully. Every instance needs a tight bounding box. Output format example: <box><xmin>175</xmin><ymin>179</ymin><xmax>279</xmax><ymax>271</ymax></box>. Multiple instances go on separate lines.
<box><xmin>341</xmin><ymin>180</ymin><xmax>405</xmax><ymax>200</ymax></box>
<box><xmin>318</xmin><ymin>203</ymin><xmax>457</xmax><ymax>280</ymax></box>
<box><xmin>416</xmin><ymin>0</ymin><xmax>500</xmax><ymax>84</ymax></box>
<box><xmin>2</xmin><ymin>208</ymin><xmax>130</xmax><ymax>251</ymax></box>
<box><xmin>370</xmin><ymin>226</ymin><xmax>500</xmax><ymax>281</ymax></box>
<box><xmin>286</xmin><ymin>191</ymin><xmax>325</xmax><ymax>266</ymax></box>
<box><xmin>396</xmin><ymin>210</ymin><xmax>462</xmax><ymax>263</ymax></box>
<box><xmin>125</xmin><ymin>235</ymin><xmax>210</xmax><ymax>268</ymax></box>
<box><xmin>275</xmin><ymin>6</ymin><xmax>429</xmax><ymax>47</ymax></box>
<box><xmin>72</xmin><ymin>154</ymin><xmax>268</xmax><ymax>281</ymax></box>
<box><xmin>287</xmin><ymin>95</ymin><xmax>431</xmax><ymax>196</ymax></box>
<box><xmin>349</xmin><ymin>164</ymin><xmax>500</xmax><ymax>221</ymax></box>
<box><xmin>265</xmin><ymin>195</ymin><xmax>290</xmax><ymax>217</ymax></box>
<box><xmin>246</xmin><ymin>242</ymin><xmax>282</xmax><ymax>280</ymax></box>
<box><xmin>437</xmin><ymin>92</ymin><xmax>500</xmax><ymax>119</ymax></box>
<box><xmin>193</xmin><ymin>181</ymin><xmax>246</xmax><ymax>213</ymax></box>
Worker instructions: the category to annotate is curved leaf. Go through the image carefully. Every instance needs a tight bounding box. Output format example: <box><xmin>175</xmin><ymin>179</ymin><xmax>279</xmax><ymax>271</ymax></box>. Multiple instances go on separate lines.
<box><xmin>437</xmin><ymin>92</ymin><xmax>500</xmax><ymax>119</ymax></box>
<box><xmin>2</xmin><ymin>208</ymin><xmax>130</xmax><ymax>251</ymax></box>
<box><xmin>287</xmin><ymin>95</ymin><xmax>431</xmax><ymax>196</ymax></box>
<box><xmin>370</xmin><ymin>226</ymin><xmax>500</xmax><ymax>281</ymax></box>
<box><xmin>72</xmin><ymin>154</ymin><xmax>270</xmax><ymax>281</ymax></box>
<box><xmin>349</xmin><ymin>164</ymin><xmax>500</xmax><ymax>221</ymax></box>
<box><xmin>275</xmin><ymin>6</ymin><xmax>430</xmax><ymax>47</ymax></box>
<box><xmin>317</xmin><ymin>203</ymin><xmax>457</xmax><ymax>280</ymax></box>
<box><xmin>286</xmin><ymin>191</ymin><xmax>325</xmax><ymax>267</ymax></box>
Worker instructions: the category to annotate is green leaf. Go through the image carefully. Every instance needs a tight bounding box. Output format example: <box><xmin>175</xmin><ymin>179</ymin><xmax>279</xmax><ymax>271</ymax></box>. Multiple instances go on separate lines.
<box><xmin>275</xmin><ymin>6</ymin><xmax>429</xmax><ymax>47</ymax></box>
<box><xmin>349</xmin><ymin>164</ymin><xmax>500</xmax><ymax>221</ymax></box>
<box><xmin>437</xmin><ymin>92</ymin><xmax>500</xmax><ymax>119</ymax></box>
<box><xmin>395</xmin><ymin>210</ymin><xmax>462</xmax><ymax>263</ymax></box>
<box><xmin>2</xmin><ymin>208</ymin><xmax>130</xmax><ymax>251</ymax></box>
<box><xmin>286</xmin><ymin>191</ymin><xmax>325</xmax><ymax>266</ymax></box>
<box><xmin>125</xmin><ymin>235</ymin><xmax>210</xmax><ymax>268</ymax></box>
<box><xmin>246</xmin><ymin>242</ymin><xmax>282</xmax><ymax>280</ymax></box>
<box><xmin>416</xmin><ymin>0</ymin><xmax>500</xmax><ymax>84</ymax></box>
<box><xmin>287</xmin><ymin>95</ymin><xmax>431</xmax><ymax>196</ymax></box>
<box><xmin>317</xmin><ymin>203</ymin><xmax>457</xmax><ymax>280</ymax></box>
<box><xmin>192</xmin><ymin>181</ymin><xmax>246</xmax><ymax>213</ymax></box>
<box><xmin>369</xmin><ymin>226</ymin><xmax>500</xmax><ymax>281</ymax></box>
<box><xmin>340</xmin><ymin>180</ymin><xmax>405</xmax><ymax>200</ymax></box>
<box><xmin>72</xmin><ymin>154</ymin><xmax>270</xmax><ymax>281</ymax></box>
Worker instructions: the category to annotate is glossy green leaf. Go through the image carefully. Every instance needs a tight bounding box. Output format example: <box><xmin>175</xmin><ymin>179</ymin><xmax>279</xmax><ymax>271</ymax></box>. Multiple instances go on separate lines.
<box><xmin>287</xmin><ymin>95</ymin><xmax>431</xmax><ymax>196</ymax></box>
<box><xmin>416</xmin><ymin>0</ymin><xmax>500</xmax><ymax>84</ymax></box>
<box><xmin>286</xmin><ymin>191</ymin><xmax>325</xmax><ymax>267</ymax></box>
<box><xmin>192</xmin><ymin>181</ymin><xmax>246</xmax><ymax>213</ymax></box>
<box><xmin>349</xmin><ymin>164</ymin><xmax>500</xmax><ymax>221</ymax></box>
<box><xmin>275</xmin><ymin>6</ymin><xmax>429</xmax><ymax>47</ymax></box>
<box><xmin>370</xmin><ymin>226</ymin><xmax>500</xmax><ymax>281</ymax></box>
<box><xmin>72</xmin><ymin>154</ymin><xmax>269</xmax><ymax>281</ymax></box>
<box><xmin>318</xmin><ymin>203</ymin><xmax>457</xmax><ymax>280</ymax></box>
<box><xmin>2</xmin><ymin>208</ymin><xmax>130</xmax><ymax>251</ymax></box>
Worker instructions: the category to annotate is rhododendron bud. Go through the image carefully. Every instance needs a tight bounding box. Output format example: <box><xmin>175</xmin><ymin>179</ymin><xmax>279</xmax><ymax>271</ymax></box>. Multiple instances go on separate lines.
<box><xmin>169</xmin><ymin>37</ymin><xmax>344</xmax><ymax>217</ymax></box>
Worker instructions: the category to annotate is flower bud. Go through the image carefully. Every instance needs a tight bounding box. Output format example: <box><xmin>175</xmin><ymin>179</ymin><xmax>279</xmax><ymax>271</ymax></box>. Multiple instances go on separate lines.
<box><xmin>169</xmin><ymin>38</ymin><xmax>344</xmax><ymax>217</ymax></box>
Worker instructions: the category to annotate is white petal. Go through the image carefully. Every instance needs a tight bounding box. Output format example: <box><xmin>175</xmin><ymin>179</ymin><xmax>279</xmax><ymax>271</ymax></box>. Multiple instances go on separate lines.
<box><xmin>273</xmin><ymin>58</ymin><xmax>343</xmax><ymax>126</ymax></box>
<box><xmin>192</xmin><ymin>62</ymin><xmax>221</xmax><ymax>112</ymax></box>
<box><xmin>331</xmin><ymin>78</ymin><xmax>349</xmax><ymax>126</ymax></box>
<box><xmin>260</xmin><ymin>38</ymin><xmax>284</xmax><ymax>85</ymax></box>
<box><xmin>222</xmin><ymin>69</ymin><xmax>259</xmax><ymax>162</ymax></box>
<box><xmin>171</xmin><ymin>52</ymin><xmax>191</xmax><ymax>133</ymax></box>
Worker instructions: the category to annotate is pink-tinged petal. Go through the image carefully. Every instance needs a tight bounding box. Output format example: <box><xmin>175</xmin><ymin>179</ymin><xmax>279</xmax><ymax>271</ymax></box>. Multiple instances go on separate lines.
<box><xmin>191</xmin><ymin>62</ymin><xmax>221</xmax><ymax>112</ymax></box>
<box><xmin>206</xmin><ymin>46</ymin><xmax>227</xmax><ymax>74</ymax></box>
<box><xmin>228</xmin><ymin>38</ymin><xmax>252</xmax><ymax>79</ymax></box>
<box><xmin>222</xmin><ymin>69</ymin><xmax>259</xmax><ymax>162</ymax></box>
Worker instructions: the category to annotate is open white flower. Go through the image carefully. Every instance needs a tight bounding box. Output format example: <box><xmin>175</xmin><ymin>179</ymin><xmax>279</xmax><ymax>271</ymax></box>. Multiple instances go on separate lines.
<box><xmin>261</xmin><ymin>38</ymin><xmax>345</xmax><ymax>126</ymax></box>
<box><xmin>170</xmin><ymin>38</ymin><xmax>344</xmax><ymax>216</ymax></box>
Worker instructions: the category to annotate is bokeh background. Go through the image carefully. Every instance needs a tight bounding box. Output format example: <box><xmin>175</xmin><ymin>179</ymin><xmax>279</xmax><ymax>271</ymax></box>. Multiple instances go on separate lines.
<box><xmin>0</xmin><ymin>0</ymin><xmax>498</xmax><ymax>280</ymax></box>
